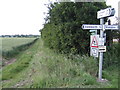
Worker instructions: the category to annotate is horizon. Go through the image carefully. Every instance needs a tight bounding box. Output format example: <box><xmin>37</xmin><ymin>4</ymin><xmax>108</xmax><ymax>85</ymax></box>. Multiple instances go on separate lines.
<box><xmin>0</xmin><ymin>34</ymin><xmax>40</xmax><ymax>35</ymax></box>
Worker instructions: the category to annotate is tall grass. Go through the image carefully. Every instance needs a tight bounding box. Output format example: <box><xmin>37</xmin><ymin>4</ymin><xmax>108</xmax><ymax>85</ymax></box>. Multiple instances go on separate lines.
<box><xmin>2</xmin><ymin>39</ymin><xmax>119</xmax><ymax>88</ymax></box>
<box><xmin>29</xmin><ymin>40</ymin><xmax>99</xmax><ymax>88</ymax></box>
<box><xmin>29</xmin><ymin>41</ymin><xmax>119</xmax><ymax>88</ymax></box>
<box><xmin>30</xmin><ymin>54</ymin><xmax>97</xmax><ymax>88</ymax></box>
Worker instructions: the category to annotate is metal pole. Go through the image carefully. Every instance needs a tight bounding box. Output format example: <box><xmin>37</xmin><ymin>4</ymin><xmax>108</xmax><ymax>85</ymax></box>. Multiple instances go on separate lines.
<box><xmin>98</xmin><ymin>18</ymin><xmax>104</xmax><ymax>80</ymax></box>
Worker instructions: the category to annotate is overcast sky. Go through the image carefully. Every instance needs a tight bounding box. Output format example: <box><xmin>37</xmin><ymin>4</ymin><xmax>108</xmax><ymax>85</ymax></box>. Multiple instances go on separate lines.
<box><xmin>0</xmin><ymin>0</ymin><xmax>119</xmax><ymax>35</ymax></box>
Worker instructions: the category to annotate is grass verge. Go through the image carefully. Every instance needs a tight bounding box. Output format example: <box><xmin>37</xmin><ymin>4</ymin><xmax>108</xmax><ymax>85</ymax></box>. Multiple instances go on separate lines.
<box><xmin>1</xmin><ymin>39</ymin><xmax>119</xmax><ymax>88</ymax></box>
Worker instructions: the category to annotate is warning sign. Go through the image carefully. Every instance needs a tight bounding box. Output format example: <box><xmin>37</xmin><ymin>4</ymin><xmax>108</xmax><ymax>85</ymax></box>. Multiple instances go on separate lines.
<box><xmin>90</xmin><ymin>35</ymin><xmax>99</xmax><ymax>48</ymax></box>
<box><xmin>90</xmin><ymin>35</ymin><xmax>99</xmax><ymax>57</ymax></box>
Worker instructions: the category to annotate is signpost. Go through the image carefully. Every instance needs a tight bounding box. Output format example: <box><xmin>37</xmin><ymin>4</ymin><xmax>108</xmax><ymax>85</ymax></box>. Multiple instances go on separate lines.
<box><xmin>82</xmin><ymin>7</ymin><xmax>119</xmax><ymax>82</ymax></box>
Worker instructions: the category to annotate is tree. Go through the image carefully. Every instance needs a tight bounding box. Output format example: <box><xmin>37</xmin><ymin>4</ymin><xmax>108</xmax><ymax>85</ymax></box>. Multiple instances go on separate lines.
<box><xmin>41</xmin><ymin>2</ymin><xmax>108</xmax><ymax>54</ymax></box>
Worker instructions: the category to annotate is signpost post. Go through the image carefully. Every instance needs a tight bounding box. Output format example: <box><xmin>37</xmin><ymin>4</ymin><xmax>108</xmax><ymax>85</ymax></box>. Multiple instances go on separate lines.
<box><xmin>82</xmin><ymin>7</ymin><xmax>119</xmax><ymax>82</ymax></box>
<box><xmin>98</xmin><ymin>18</ymin><xmax>104</xmax><ymax>81</ymax></box>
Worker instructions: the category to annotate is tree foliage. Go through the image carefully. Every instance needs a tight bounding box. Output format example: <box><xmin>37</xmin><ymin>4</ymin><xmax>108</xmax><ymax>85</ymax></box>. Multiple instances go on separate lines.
<box><xmin>41</xmin><ymin>2</ymin><xmax>107</xmax><ymax>54</ymax></box>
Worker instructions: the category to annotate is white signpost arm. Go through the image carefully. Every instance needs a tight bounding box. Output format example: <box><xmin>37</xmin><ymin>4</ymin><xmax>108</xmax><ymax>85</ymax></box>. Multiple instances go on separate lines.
<box><xmin>98</xmin><ymin>18</ymin><xmax>104</xmax><ymax>81</ymax></box>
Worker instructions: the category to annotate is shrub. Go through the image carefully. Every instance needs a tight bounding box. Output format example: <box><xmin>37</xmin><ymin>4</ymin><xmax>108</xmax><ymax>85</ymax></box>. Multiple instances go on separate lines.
<box><xmin>103</xmin><ymin>43</ymin><xmax>120</xmax><ymax>68</ymax></box>
<box><xmin>41</xmin><ymin>2</ymin><xmax>107</xmax><ymax>54</ymax></box>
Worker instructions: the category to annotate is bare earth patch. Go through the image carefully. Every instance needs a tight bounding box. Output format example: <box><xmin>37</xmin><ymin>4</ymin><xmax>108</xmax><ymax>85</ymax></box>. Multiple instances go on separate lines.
<box><xmin>0</xmin><ymin>58</ymin><xmax>16</xmax><ymax>69</ymax></box>
<box><xmin>4</xmin><ymin>58</ymin><xmax>16</xmax><ymax>66</ymax></box>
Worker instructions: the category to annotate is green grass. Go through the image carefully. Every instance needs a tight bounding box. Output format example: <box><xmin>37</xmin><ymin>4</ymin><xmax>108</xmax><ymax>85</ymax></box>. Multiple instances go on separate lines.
<box><xmin>0</xmin><ymin>38</ymin><xmax>2</xmax><ymax>57</ymax></box>
<box><xmin>1</xmin><ymin>39</ymin><xmax>119</xmax><ymax>88</ymax></box>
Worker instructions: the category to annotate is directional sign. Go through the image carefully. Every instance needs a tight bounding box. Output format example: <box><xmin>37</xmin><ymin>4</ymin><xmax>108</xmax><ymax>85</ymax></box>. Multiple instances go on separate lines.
<box><xmin>104</xmin><ymin>25</ymin><xmax>118</xmax><ymax>30</ymax></box>
<box><xmin>82</xmin><ymin>24</ymin><xmax>119</xmax><ymax>30</ymax></box>
<box><xmin>82</xmin><ymin>24</ymin><xmax>102</xmax><ymax>29</ymax></box>
<box><xmin>97</xmin><ymin>8</ymin><xmax>115</xmax><ymax>19</ymax></box>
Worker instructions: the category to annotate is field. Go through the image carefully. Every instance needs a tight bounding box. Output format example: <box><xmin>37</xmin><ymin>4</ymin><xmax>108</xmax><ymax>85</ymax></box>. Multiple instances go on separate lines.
<box><xmin>1</xmin><ymin>39</ymin><xmax>119</xmax><ymax>89</ymax></box>
<box><xmin>0</xmin><ymin>37</ymin><xmax>38</xmax><ymax>58</ymax></box>
<box><xmin>0</xmin><ymin>38</ymin><xmax>36</xmax><ymax>52</ymax></box>
<box><xmin>0</xmin><ymin>37</ymin><xmax>38</xmax><ymax>69</ymax></box>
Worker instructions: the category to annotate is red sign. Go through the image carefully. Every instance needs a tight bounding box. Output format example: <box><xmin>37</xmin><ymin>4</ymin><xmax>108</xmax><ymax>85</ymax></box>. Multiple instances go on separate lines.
<box><xmin>91</xmin><ymin>36</ymin><xmax>99</xmax><ymax>48</ymax></box>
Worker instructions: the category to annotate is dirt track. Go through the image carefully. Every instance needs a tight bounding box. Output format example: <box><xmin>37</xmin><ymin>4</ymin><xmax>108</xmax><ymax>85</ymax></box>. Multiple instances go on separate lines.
<box><xmin>0</xmin><ymin>58</ymin><xmax>16</xmax><ymax>69</ymax></box>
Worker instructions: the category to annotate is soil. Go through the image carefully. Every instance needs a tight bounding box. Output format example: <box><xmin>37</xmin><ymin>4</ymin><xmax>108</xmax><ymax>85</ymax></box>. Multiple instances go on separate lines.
<box><xmin>0</xmin><ymin>58</ymin><xmax>16</xmax><ymax>69</ymax></box>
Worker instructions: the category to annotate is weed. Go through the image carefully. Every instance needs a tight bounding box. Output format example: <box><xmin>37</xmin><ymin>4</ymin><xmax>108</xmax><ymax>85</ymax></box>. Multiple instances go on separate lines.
<box><xmin>82</xmin><ymin>73</ymin><xmax>96</xmax><ymax>85</ymax></box>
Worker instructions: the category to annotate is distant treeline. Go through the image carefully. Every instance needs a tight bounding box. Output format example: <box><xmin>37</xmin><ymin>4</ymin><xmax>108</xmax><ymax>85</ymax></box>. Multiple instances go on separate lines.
<box><xmin>0</xmin><ymin>34</ymin><xmax>40</xmax><ymax>38</ymax></box>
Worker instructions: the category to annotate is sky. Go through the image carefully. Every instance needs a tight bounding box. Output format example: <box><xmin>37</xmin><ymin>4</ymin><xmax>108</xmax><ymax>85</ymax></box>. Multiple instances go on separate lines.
<box><xmin>0</xmin><ymin>0</ymin><xmax>119</xmax><ymax>35</ymax></box>
<box><xmin>106</xmin><ymin>0</ymin><xmax>120</xmax><ymax>24</ymax></box>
